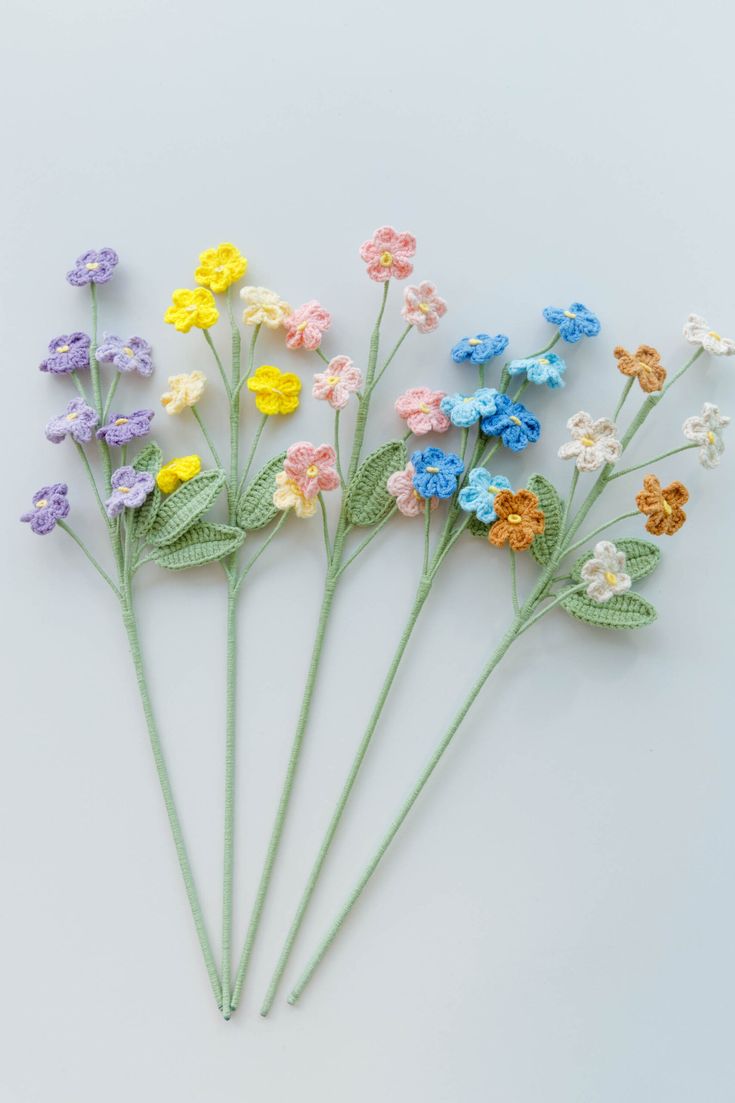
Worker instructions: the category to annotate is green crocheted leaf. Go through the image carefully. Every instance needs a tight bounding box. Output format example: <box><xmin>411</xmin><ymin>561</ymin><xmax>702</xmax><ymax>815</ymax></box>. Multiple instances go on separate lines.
<box><xmin>570</xmin><ymin>538</ymin><xmax>661</xmax><ymax>583</ymax></box>
<box><xmin>467</xmin><ymin>515</ymin><xmax>490</xmax><ymax>539</ymax></box>
<box><xmin>152</xmin><ymin>522</ymin><xmax>245</xmax><ymax>570</ymax></box>
<box><xmin>237</xmin><ymin>451</ymin><xmax>286</xmax><ymax>531</ymax></box>
<box><xmin>561</xmin><ymin>590</ymin><xmax>657</xmax><ymax>630</ymax></box>
<box><xmin>130</xmin><ymin>441</ymin><xmax>163</xmax><ymax>539</ymax></box>
<box><xmin>346</xmin><ymin>440</ymin><xmax>407</xmax><ymax>526</ymax></box>
<box><xmin>527</xmin><ymin>473</ymin><xmax>563</xmax><ymax>565</ymax></box>
<box><xmin>147</xmin><ymin>469</ymin><xmax>227</xmax><ymax>546</ymax></box>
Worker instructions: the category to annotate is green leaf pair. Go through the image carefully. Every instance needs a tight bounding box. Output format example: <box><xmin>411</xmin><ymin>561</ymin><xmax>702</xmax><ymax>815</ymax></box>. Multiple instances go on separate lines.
<box><xmin>562</xmin><ymin>537</ymin><xmax>660</xmax><ymax>629</ymax></box>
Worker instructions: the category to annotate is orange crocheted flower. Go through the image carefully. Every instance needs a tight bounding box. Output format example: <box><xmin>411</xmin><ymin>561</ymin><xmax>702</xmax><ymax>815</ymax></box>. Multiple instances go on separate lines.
<box><xmin>636</xmin><ymin>474</ymin><xmax>688</xmax><ymax>535</ymax></box>
<box><xmin>613</xmin><ymin>344</ymin><xmax>666</xmax><ymax>394</ymax></box>
<box><xmin>488</xmin><ymin>489</ymin><xmax>545</xmax><ymax>551</ymax></box>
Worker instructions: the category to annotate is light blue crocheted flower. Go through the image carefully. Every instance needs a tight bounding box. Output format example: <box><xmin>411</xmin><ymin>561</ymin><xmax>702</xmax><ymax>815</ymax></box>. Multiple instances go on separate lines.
<box><xmin>411</xmin><ymin>447</ymin><xmax>464</xmax><ymax>499</ymax></box>
<box><xmin>480</xmin><ymin>394</ymin><xmax>541</xmax><ymax>452</ymax></box>
<box><xmin>542</xmin><ymin>303</ymin><xmax>600</xmax><ymax>343</ymax></box>
<box><xmin>458</xmin><ymin>469</ymin><xmax>512</xmax><ymax>524</ymax></box>
<box><xmin>440</xmin><ymin>387</ymin><xmax>498</xmax><ymax>428</ymax></box>
<box><xmin>507</xmin><ymin>352</ymin><xmax>566</xmax><ymax>389</ymax></box>
<box><xmin>451</xmin><ymin>333</ymin><xmax>509</xmax><ymax>365</ymax></box>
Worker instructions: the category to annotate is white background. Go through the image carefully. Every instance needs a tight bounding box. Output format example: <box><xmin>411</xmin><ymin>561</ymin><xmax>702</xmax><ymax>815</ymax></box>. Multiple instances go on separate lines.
<box><xmin>1</xmin><ymin>1</ymin><xmax>734</xmax><ymax>1100</ymax></box>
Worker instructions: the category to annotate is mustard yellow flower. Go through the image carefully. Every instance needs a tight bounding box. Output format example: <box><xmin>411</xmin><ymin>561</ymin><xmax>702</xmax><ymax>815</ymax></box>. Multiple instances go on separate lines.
<box><xmin>273</xmin><ymin>471</ymin><xmax>316</xmax><ymax>518</ymax></box>
<box><xmin>195</xmin><ymin>243</ymin><xmax>248</xmax><ymax>294</ymax></box>
<box><xmin>240</xmin><ymin>286</ymin><xmax>292</xmax><ymax>328</ymax></box>
<box><xmin>164</xmin><ymin>288</ymin><xmax>219</xmax><ymax>333</ymax></box>
<box><xmin>160</xmin><ymin>371</ymin><xmax>207</xmax><ymax>415</ymax></box>
<box><xmin>156</xmin><ymin>454</ymin><xmax>202</xmax><ymax>493</ymax></box>
<box><xmin>247</xmin><ymin>364</ymin><xmax>301</xmax><ymax>415</ymax></box>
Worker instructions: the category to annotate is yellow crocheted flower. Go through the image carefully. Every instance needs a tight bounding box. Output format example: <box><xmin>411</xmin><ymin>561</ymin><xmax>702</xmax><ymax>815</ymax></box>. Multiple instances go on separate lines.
<box><xmin>156</xmin><ymin>454</ymin><xmax>202</xmax><ymax>493</ymax></box>
<box><xmin>195</xmin><ymin>243</ymin><xmax>248</xmax><ymax>294</ymax></box>
<box><xmin>164</xmin><ymin>288</ymin><xmax>219</xmax><ymax>333</ymax></box>
<box><xmin>160</xmin><ymin>371</ymin><xmax>207</xmax><ymax>415</ymax></box>
<box><xmin>273</xmin><ymin>470</ymin><xmax>316</xmax><ymax>518</ymax></box>
<box><xmin>247</xmin><ymin>364</ymin><xmax>301</xmax><ymax>415</ymax></box>
<box><xmin>240</xmin><ymin>286</ymin><xmax>292</xmax><ymax>328</ymax></box>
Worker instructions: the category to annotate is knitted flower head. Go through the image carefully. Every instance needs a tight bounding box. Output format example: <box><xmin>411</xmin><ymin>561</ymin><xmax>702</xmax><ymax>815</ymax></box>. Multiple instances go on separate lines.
<box><xmin>682</xmin><ymin>403</ymin><xmax>730</xmax><ymax>468</ymax></box>
<box><xmin>156</xmin><ymin>455</ymin><xmax>202</xmax><ymax>494</ymax></box>
<box><xmin>20</xmin><ymin>483</ymin><xmax>70</xmax><ymax>535</ymax></box>
<box><xmin>411</xmin><ymin>447</ymin><xmax>464</xmax><ymax>499</ymax></box>
<box><xmin>614</xmin><ymin>344</ymin><xmax>666</xmax><ymax>394</ymax></box>
<box><xmin>240</xmin><ymin>287</ymin><xmax>292</xmax><ymax>329</ymax></box>
<box><xmin>312</xmin><ymin>356</ymin><xmax>362</xmax><ymax>410</ymax></box>
<box><xmin>507</xmin><ymin>353</ymin><xmax>566</xmax><ymax>389</ymax></box>
<box><xmin>441</xmin><ymin>388</ymin><xmax>498</xmax><ymax>429</ymax></box>
<box><xmin>481</xmin><ymin>395</ymin><xmax>540</xmax><ymax>452</ymax></box>
<box><xmin>247</xmin><ymin>365</ymin><xmax>301</xmax><ymax>415</ymax></box>
<box><xmin>387</xmin><ymin>461</ymin><xmax>439</xmax><ymax>517</ymax></box>
<box><xmin>39</xmin><ymin>332</ymin><xmax>90</xmax><ymax>374</ymax></box>
<box><xmin>273</xmin><ymin>472</ymin><xmax>317</xmax><ymax>518</ymax></box>
<box><xmin>164</xmin><ymin>288</ymin><xmax>219</xmax><ymax>333</ymax></box>
<box><xmin>96</xmin><ymin>334</ymin><xmax>154</xmax><ymax>377</ymax></box>
<box><xmin>542</xmin><ymin>302</ymin><xmax>600</xmax><ymax>343</ymax></box>
<box><xmin>636</xmin><ymin>475</ymin><xmax>688</xmax><ymax>536</ymax></box>
<box><xmin>45</xmin><ymin>398</ymin><xmax>99</xmax><ymax>444</ymax></box>
<box><xmin>283</xmin><ymin>442</ymin><xmax>340</xmax><ymax>500</ymax></box>
<box><xmin>284</xmin><ymin>301</ymin><xmax>332</xmax><ymax>350</ymax></box>
<box><xmin>66</xmin><ymin>248</ymin><xmax>118</xmax><ymax>286</ymax></box>
<box><xmin>160</xmin><ymin>371</ymin><xmax>207</xmax><ymax>415</ymax></box>
<box><xmin>458</xmin><ymin>470</ymin><xmax>512</xmax><ymax>525</ymax></box>
<box><xmin>96</xmin><ymin>409</ymin><xmax>155</xmax><ymax>447</ymax></box>
<box><xmin>558</xmin><ymin>411</ymin><xmax>621</xmax><ymax>472</ymax></box>
<box><xmin>395</xmin><ymin>388</ymin><xmax>449</xmax><ymax>436</ymax></box>
<box><xmin>488</xmin><ymin>489</ymin><xmax>544</xmax><ymax>551</ymax></box>
<box><xmin>580</xmin><ymin>541</ymin><xmax>632</xmax><ymax>603</ymax></box>
<box><xmin>195</xmin><ymin>243</ymin><xmax>247</xmax><ymax>294</ymax></box>
<box><xmin>451</xmin><ymin>333</ymin><xmax>509</xmax><ymax>365</ymax></box>
<box><xmin>402</xmin><ymin>282</ymin><xmax>447</xmax><ymax>333</ymax></box>
<box><xmin>105</xmin><ymin>467</ymin><xmax>155</xmax><ymax>519</ymax></box>
<box><xmin>359</xmin><ymin>226</ymin><xmax>416</xmax><ymax>282</ymax></box>
<box><xmin>683</xmin><ymin>314</ymin><xmax>735</xmax><ymax>356</ymax></box>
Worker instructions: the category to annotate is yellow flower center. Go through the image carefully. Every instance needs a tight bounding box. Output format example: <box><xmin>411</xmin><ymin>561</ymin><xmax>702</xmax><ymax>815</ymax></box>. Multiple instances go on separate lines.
<box><xmin>604</xmin><ymin>571</ymin><xmax>618</xmax><ymax>586</ymax></box>
<box><xmin>327</xmin><ymin>376</ymin><xmax>340</xmax><ymax>385</ymax></box>
<box><xmin>123</xmin><ymin>346</ymin><xmax>134</xmax><ymax>356</ymax></box>
<box><xmin>413</xmin><ymin>489</ymin><xmax>422</xmax><ymax>500</ymax></box>
<box><xmin>707</xmin><ymin>430</ymin><xmax>716</xmax><ymax>444</ymax></box>
<box><xmin>118</xmin><ymin>486</ymin><xmax>130</xmax><ymax>494</ymax></box>
<box><xmin>507</xmin><ymin>513</ymin><xmax>522</xmax><ymax>524</ymax></box>
<box><xmin>85</xmin><ymin>262</ymin><xmax>99</xmax><ymax>270</ymax></box>
<box><xmin>708</xmin><ymin>330</ymin><xmax>722</xmax><ymax>340</ymax></box>
<box><xmin>563</xmin><ymin>310</ymin><xmax>576</xmax><ymax>319</ymax></box>
<box><xmin>66</xmin><ymin>412</ymin><xmax>78</xmax><ymax>421</ymax></box>
<box><xmin>36</xmin><ymin>499</ymin><xmax>48</xmax><ymax>508</ymax></box>
<box><xmin>56</xmin><ymin>344</ymin><xmax>70</xmax><ymax>353</ymax></box>
<box><xmin>468</xmin><ymin>338</ymin><xmax>482</xmax><ymax>347</ymax></box>
<box><xmin>306</xmin><ymin>464</ymin><xmax>319</xmax><ymax>478</ymax></box>
<box><xmin>663</xmin><ymin>499</ymin><xmax>673</xmax><ymax>515</ymax></box>
<box><xmin>297</xmin><ymin>322</ymin><xmax>308</xmax><ymax>331</ymax></box>
<box><xmin>418</xmin><ymin>403</ymin><xmax>430</xmax><ymax>414</ymax></box>
<box><xmin>114</xmin><ymin>417</ymin><xmax>129</xmax><ymax>426</ymax></box>
<box><xmin>488</xmin><ymin>485</ymin><xmax>499</xmax><ymax>494</ymax></box>
<box><xmin>580</xmin><ymin>435</ymin><xmax>596</xmax><ymax>447</ymax></box>
<box><xmin>380</xmin><ymin>251</ymin><xmax>393</xmax><ymax>266</ymax></box>
<box><xmin>509</xmin><ymin>416</ymin><xmax>522</xmax><ymax>426</ymax></box>
<box><xmin>538</xmin><ymin>358</ymin><xmax>549</xmax><ymax>365</ymax></box>
<box><xmin>463</xmin><ymin>396</ymin><xmax>474</xmax><ymax>403</ymax></box>
<box><xmin>418</xmin><ymin>302</ymin><xmax>430</xmax><ymax>314</ymax></box>
<box><xmin>425</xmin><ymin>466</ymin><xmax>440</xmax><ymax>474</ymax></box>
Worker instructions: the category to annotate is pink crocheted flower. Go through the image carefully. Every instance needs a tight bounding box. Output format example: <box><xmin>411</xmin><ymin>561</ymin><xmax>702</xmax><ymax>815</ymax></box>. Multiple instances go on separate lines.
<box><xmin>395</xmin><ymin>387</ymin><xmax>449</xmax><ymax>435</ymax></box>
<box><xmin>312</xmin><ymin>355</ymin><xmax>363</xmax><ymax>410</ymax></box>
<box><xmin>387</xmin><ymin>461</ymin><xmax>439</xmax><ymax>517</ymax></box>
<box><xmin>359</xmin><ymin>226</ymin><xmax>416</xmax><ymax>282</ymax></box>
<box><xmin>284</xmin><ymin>441</ymin><xmax>340</xmax><ymax>499</ymax></box>
<box><xmin>402</xmin><ymin>281</ymin><xmax>447</xmax><ymax>333</ymax></box>
<box><xmin>284</xmin><ymin>300</ymin><xmax>332</xmax><ymax>350</ymax></box>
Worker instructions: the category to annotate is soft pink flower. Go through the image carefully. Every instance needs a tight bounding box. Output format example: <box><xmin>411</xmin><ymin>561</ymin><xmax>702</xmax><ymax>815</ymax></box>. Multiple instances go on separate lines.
<box><xmin>312</xmin><ymin>355</ymin><xmax>363</xmax><ymax>410</ymax></box>
<box><xmin>359</xmin><ymin>226</ymin><xmax>416</xmax><ymax>282</ymax></box>
<box><xmin>395</xmin><ymin>387</ymin><xmax>449</xmax><ymax>435</ymax></box>
<box><xmin>387</xmin><ymin>462</ymin><xmax>439</xmax><ymax>517</ymax></box>
<box><xmin>284</xmin><ymin>300</ymin><xmax>332</xmax><ymax>350</ymax></box>
<box><xmin>284</xmin><ymin>441</ymin><xmax>340</xmax><ymax>499</ymax></box>
<box><xmin>402</xmin><ymin>281</ymin><xmax>447</xmax><ymax>333</ymax></box>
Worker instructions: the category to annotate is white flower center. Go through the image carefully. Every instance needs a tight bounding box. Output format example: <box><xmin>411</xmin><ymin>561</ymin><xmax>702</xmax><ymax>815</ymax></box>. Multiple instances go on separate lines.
<box><xmin>563</xmin><ymin>310</ymin><xmax>576</xmax><ymax>319</ymax></box>
<box><xmin>85</xmin><ymin>262</ymin><xmax>99</xmax><ymax>270</ymax></box>
<box><xmin>36</xmin><ymin>499</ymin><xmax>48</xmax><ymax>508</ymax></box>
<box><xmin>468</xmin><ymin>338</ymin><xmax>482</xmax><ymax>347</ymax></box>
<box><xmin>425</xmin><ymin>465</ymin><xmax>440</xmax><ymax>474</ymax></box>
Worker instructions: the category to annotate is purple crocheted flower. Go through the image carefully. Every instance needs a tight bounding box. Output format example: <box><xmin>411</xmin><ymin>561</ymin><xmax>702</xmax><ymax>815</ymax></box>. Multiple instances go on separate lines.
<box><xmin>20</xmin><ymin>483</ymin><xmax>70</xmax><ymax>535</ymax></box>
<box><xmin>66</xmin><ymin>248</ymin><xmax>119</xmax><ymax>286</ymax></box>
<box><xmin>39</xmin><ymin>332</ymin><xmax>91</xmax><ymax>374</ymax></box>
<box><xmin>45</xmin><ymin>398</ymin><xmax>99</xmax><ymax>444</ymax></box>
<box><xmin>96</xmin><ymin>333</ymin><xmax>153</xmax><ymax>377</ymax></box>
<box><xmin>96</xmin><ymin>409</ymin><xmax>154</xmax><ymax>447</ymax></box>
<box><xmin>105</xmin><ymin>466</ymin><xmax>155</xmax><ymax>518</ymax></box>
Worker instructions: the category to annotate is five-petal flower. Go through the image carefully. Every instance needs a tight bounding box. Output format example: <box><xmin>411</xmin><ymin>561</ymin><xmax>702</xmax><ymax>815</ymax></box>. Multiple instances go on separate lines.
<box><xmin>66</xmin><ymin>248</ymin><xmax>118</xmax><ymax>286</ymax></box>
<box><xmin>542</xmin><ymin>302</ymin><xmax>600</xmax><ymax>343</ymax></box>
<box><xmin>387</xmin><ymin>461</ymin><xmax>440</xmax><ymax>516</ymax></box>
<box><xmin>558</xmin><ymin>411</ymin><xmax>621</xmax><ymax>471</ymax></box>
<box><xmin>411</xmin><ymin>447</ymin><xmax>464</xmax><ymax>499</ymax></box>
<box><xmin>458</xmin><ymin>469</ymin><xmax>512</xmax><ymax>524</ymax></box>
<box><xmin>96</xmin><ymin>334</ymin><xmax>154</xmax><ymax>377</ymax></box>
<box><xmin>488</xmin><ymin>489</ymin><xmax>545</xmax><ymax>551</ymax></box>
<box><xmin>283</xmin><ymin>442</ymin><xmax>340</xmax><ymax>499</ymax></box>
<box><xmin>312</xmin><ymin>356</ymin><xmax>362</xmax><ymax>410</ymax></box>
<box><xmin>45</xmin><ymin>398</ymin><xmax>99</xmax><ymax>444</ymax></box>
<box><xmin>441</xmin><ymin>387</ymin><xmax>498</xmax><ymax>428</ymax></box>
<box><xmin>359</xmin><ymin>226</ymin><xmax>416</xmax><ymax>282</ymax></box>
<box><xmin>402</xmin><ymin>281</ymin><xmax>447</xmax><ymax>333</ymax></box>
<box><xmin>105</xmin><ymin>466</ymin><xmax>155</xmax><ymax>518</ymax></box>
<box><xmin>164</xmin><ymin>288</ymin><xmax>219</xmax><ymax>332</ymax></box>
<box><xmin>683</xmin><ymin>313</ymin><xmax>735</xmax><ymax>356</ymax></box>
<box><xmin>613</xmin><ymin>344</ymin><xmax>666</xmax><ymax>393</ymax></box>
<box><xmin>247</xmin><ymin>365</ymin><xmax>301</xmax><ymax>415</ymax></box>
<box><xmin>96</xmin><ymin>409</ymin><xmax>155</xmax><ymax>447</ymax></box>
<box><xmin>240</xmin><ymin>286</ymin><xmax>292</xmax><ymax>328</ymax></box>
<box><xmin>284</xmin><ymin>301</ymin><xmax>332</xmax><ymax>350</ymax></box>
<box><xmin>394</xmin><ymin>387</ymin><xmax>450</xmax><ymax>435</ymax></box>
<box><xmin>451</xmin><ymin>333</ymin><xmax>509</xmax><ymax>365</ymax></box>
<box><xmin>20</xmin><ymin>483</ymin><xmax>70</xmax><ymax>535</ymax></box>
<box><xmin>39</xmin><ymin>332</ymin><xmax>90</xmax><ymax>374</ymax></box>
<box><xmin>507</xmin><ymin>352</ymin><xmax>566</xmax><ymax>389</ymax></box>
<box><xmin>160</xmin><ymin>371</ymin><xmax>207</xmax><ymax>415</ymax></box>
<box><xmin>481</xmin><ymin>394</ymin><xmax>540</xmax><ymax>451</ymax></box>
<box><xmin>195</xmin><ymin>243</ymin><xmax>248</xmax><ymax>293</ymax></box>
<box><xmin>580</xmin><ymin>541</ymin><xmax>632</xmax><ymax>603</ymax></box>
<box><xmin>682</xmin><ymin>403</ymin><xmax>730</xmax><ymax>469</ymax></box>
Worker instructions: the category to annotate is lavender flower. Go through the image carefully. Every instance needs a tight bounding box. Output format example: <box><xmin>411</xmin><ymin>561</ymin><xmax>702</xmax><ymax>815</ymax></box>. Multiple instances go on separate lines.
<box><xmin>66</xmin><ymin>248</ymin><xmax>119</xmax><ymax>286</ymax></box>
<box><xmin>96</xmin><ymin>409</ymin><xmax>154</xmax><ymax>447</ymax></box>
<box><xmin>96</xmin><ymin>334</ymin><xmax>153</xmax><ymax>377</ymax></box>
<box><xmin>105</xmin><ymin>467</ymin><xmax>155</xmax><ymax>518</ymax></box>
<box><xmin>45</xmin><ymin>398</ymin><xmax>99</xmax><ymax>444</ymax></box>
<box><xmin>20</xmin><ymin>483</ymin><xmax>70</xmax><ymax>535</ymax></box>
<box><xmin>39</xmin><ymin>332</ymin><xmax>90</xmax><ymax>374</ymax></box>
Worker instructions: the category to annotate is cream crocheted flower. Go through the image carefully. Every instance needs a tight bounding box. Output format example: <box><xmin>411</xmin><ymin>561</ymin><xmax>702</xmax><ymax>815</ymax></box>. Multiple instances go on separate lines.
<box><xmin>240</xmin><ymin>286</ymin><xmax>292</xmax><ymax>328</ymax></box>
<box><xmin>682</xmin><ymin>402</ymin><xmax>730</xmax><ymax>468</ymax></box>
<box><xmin>160</xmin><ymin>371</ymin><xmax>207</xmax><ymax>415</ymax></box>
<box><xmin>273</xmin><ymin>470</ymin><xmax>316</xmax><ymax>518</ymax></box>
<box><xmin>580</xmin><ymin>541</ymin><xmax>632</xmax><ymax>603</ymax></box>
<box><xmin>683</xmin><ymin>314</ymin><xmax>735</xmax><ymax>356</ymax></box>
<box><xmin>558</xmin><ymin>411</ymin><xmax>621</xmax><ymax>471</ymax></box>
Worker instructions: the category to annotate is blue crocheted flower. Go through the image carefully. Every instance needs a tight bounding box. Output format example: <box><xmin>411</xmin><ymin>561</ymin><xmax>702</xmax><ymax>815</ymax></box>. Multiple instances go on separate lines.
<box><xmin>458</xmin><ymin>469</ymin><xmax>512</xmax><ymax>524</ymax></box>
<box><xmin>451</xmin><ymin>333</ymin><xmax>509</xmax><ymax>365</ymax></box>
<box><xmin>411</xmin><ymin>447</ymin><xmax>464</xmax><ymax>499</ymax></box>
<box><xmin>440</xmin><ymin>387</ymin><xmax>498</xmax><ymax>428</ymax></box>
<box><xmin>481</xmin><ymin>394</ymin><xmax>541</xmax><ymax>452</ymax></box>
<box><xmin>507</xmin><ymin>352</ymin><xmax>566</xmax><ymax>389</ymax></box>
<box><xmin>542</xmin><ymin>303</ymin><xmax>600</xmax><ymax>343</ymax></box>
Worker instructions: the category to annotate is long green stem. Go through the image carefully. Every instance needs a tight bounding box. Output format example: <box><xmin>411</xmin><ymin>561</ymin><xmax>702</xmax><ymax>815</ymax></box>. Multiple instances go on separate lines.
<box><xmin>613</xmin><ymin>377</ymin><xmax>635</xmax><ymax>420</ymax></box>
<box><xmin>203</xmin><ymin>330</ymin><xmax>232</xmax><ymax>396</ymax></box>
<box><xmin>74</xmin><ymin>442</ymin><xmax>109</xmax><ymax>525</ymax></box>
<box><xmin>562</xmin><ymin>511</ymin><xmax>641</xmax><ymax>558</ymax></box>
<box><xmin>334</xmin><ymin>409</ymin><xmax>345</xmax><ymax>486</ymax></box>
<box><xmin>509</xmin><ymin>547</ymin><xmax>519</xmax><ymax>614</ymax></box>
<box><xmin>102</xmin><ymin>372</ymin><xmax>121</xmax><ymax>421</ymax></box>
<box><xmin>58</xmin><ymin>521</ymin><xmax>119</xmax><ymax>595</ymax></box>
<box><xmin>234</xmin><ymin>512</ymin><xmax>288</xmax><ymax>595</ymax></box>
<box><xmin>192</xmin><ymin>406</ymin><xmax>223</xmax><ymax>469</ymax></box>
<box><xmin>369</xmin><ymin>323</ymin><xmax>412</xmax><ymax>392</ymax></box>
<box><xmin>607</xmin><ymin>443</ymin><xmax>698</xmax><ymax>481</ymax></box>
<box><xmin>238</xmin><ymin>413</ymin><xmax>267</xmax><ymax>495</ymax></box>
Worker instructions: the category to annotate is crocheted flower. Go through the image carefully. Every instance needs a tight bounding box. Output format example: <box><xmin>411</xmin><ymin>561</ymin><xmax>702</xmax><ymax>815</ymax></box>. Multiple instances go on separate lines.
<box><xmin>240</xmin><ymin>286</ymin><xmax>292</xmax><ymax>328</ymax></box>
<box><xmin>580</xmin><ymin>541</ymin><xmax>632</xmax><ymax>603</ymax></box>
<box><xmin>402</xmin><ymin>282</ymin><xmax>447</xmax><ymax>333</ymax></box>
<box><xmin>20</xmin><ymin>483</ymin><xmax>70</xmax><ymax>535</ymax></box>
<box><xmin>542</xmin><ymin>302</ymin><xmax>600</xmax><ymax>343</ymax></box>
<box><xmin>160</xmin><ymin>371</ymin><xmax>207</xmax><ymax>415</ymax></box>
<box><xmin>451</xmin><ymin>333</ymin><xmax>509</xmax><ymax>365</ymax></box>
<box><xmin>39</xmin><ymin>332</ymin><xmax>90</xmax><ymax>374</ymax></box>
<box><xmin>284</xmin><ymin>301</ymin><xmax>332</xmax><ymax>350</ymax></box>
<box><xmin>683</xmin><ymin>314</ymin><xmax>735</xmax><ymax>356</ymax></box>
<box><xmin>458</xmin><ymin>469</ymin><xmax>512</xmax><ymax>524</ymax></box>
<box><xmin>395</xmin><ymin>387</ymin><xmax>449</xmax><ymax>435</ymax></box>
<box><xmin>164</xmin><ymin>288</ymin><xmax>219</xmax><ymax>333</ymax></box>
<box><xmin>558</xmin><ymin>411</ymin><xmax>621</xmax><ymax>471</ymax></box>
<box><xmin>247</xmin><ymin>365</ymin><xmax>301</xmax><ymax>415</ymax></box>
<box><xmin>283</xmin><ymin>442</ymin><xmax>340</xmax><ymax>499</ymax></box>
<box><xmin>273</xmin><ymin>471</ymin><xmax>317</xmax><ymax>518</ymax></box>
<box><xmin>95</xmin><ymin>334</ymin><xmax>153</xmax><ymax>377</ymax></box>
<box><xmin>636</xmin><ymin>474</ymin><xmax>688</xmax><ymax>536</ymax></box>
<box><xmin>105</xmin><ymin>466</ymin><xmax>155</xmax><ymax>519</ymax></box>
<box><xmin>613</xmin><ymin>344</ymin><xmax>666</xmax><ymax>394</ymax></box>
<box><xmin>45</xmin><ymin>398</ymin><xmax>99</xmax><ymax>444</ymax></box>
<box><xmin>682</xmin><ymin>403</ymin><xmax>730</xmax><ymax>469</ymax></box>
<box><xmin>195</xmin><ymin>243</ymin><xmax>247</xmax><ymax>293</ymax></box>
<box><xmin>359</xmin><ymin>226</ymin><xmax>416</xmax><ymax>282</ymax></box>
<box><xmin>156</xmin><ymin>455</ymin><xmax>202</xmax><ymax>494</ymax></box>
<box><xmin>387</xmin><ymin>461</ymin><xmax>439</xmax><ymax>517</ymax></box>
<box><xmin>507</xmin><ymin>353</ymin><xmax>566</xmax><ymax>389</ymax></box>
<box><xmin>411</xmin><ymin>447</ymin><xmax>464</xmax><ymax>499</ymax></box>
<box><xmin>312</xmin><ymin>356</ymin><xmax>362</xmax><ymax>410</ymax></box>
<box><xmin>480</xmin><ymin>394</ymin><xmax>540</xmax><ymax>452</ymax></box>
<box><xmin>488</xmin><ymin>489</ymin><xmax>544</xmax><ymax>551</ymax></box>
<box><xmin>66</xmin><ymin>248</ymin><xmax>118</xmax><ymax>286</ymax></box>
<box><xmin>96</xmin><ymin>409</ymin><xmax>155</xmax><ymax>447</ymax></box>
<box><xmin>440</xmin><ymin>388</ymin><xmax>498</xmax><ymax>428</ymax></box>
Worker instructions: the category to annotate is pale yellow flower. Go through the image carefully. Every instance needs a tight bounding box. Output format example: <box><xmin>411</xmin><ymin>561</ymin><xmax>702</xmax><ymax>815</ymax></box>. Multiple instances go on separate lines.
<box><xmin>273</xmin><ymin>470</ymin><xmax>315</xmax><ymax>518</ymax></box>
<box><xmin>195</xmin><ymin>243</ymin><xmax>248</xmax><ymax>294</ymax></box>
<box><xmin>240</xmin><ymin>286</ymin><xmax>292</xmax><ymax>328</ymax></box>
<box><xmin>160</xmin><ymin>371</ymin><xmax>207</xmax><ymax>415</ymax></box>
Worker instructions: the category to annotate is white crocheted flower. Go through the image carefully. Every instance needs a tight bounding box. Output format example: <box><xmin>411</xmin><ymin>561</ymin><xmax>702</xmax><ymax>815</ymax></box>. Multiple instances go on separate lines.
<box><xmin>580</xmin><ymin>541</ymin><xmax>632</xmax><ymax>603</ymax></box>
<box><xmin>558</xmin><ymin>411</ymin><xmax>622</xmax><ymax>471</ymax></box>
<box><xmin>682</xmin><ymin>402</ymin><xmax>730</xmax><ymax>469</ymax></box>
<box><xmin>240</xmin><ymin>286</ymin><xmax>292</xmax><ymax>328</ymax></box>
<box><xmin>683</xmin><ymin>313</ymin><xmax>735</xmax><ymax>356</ymax></box>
